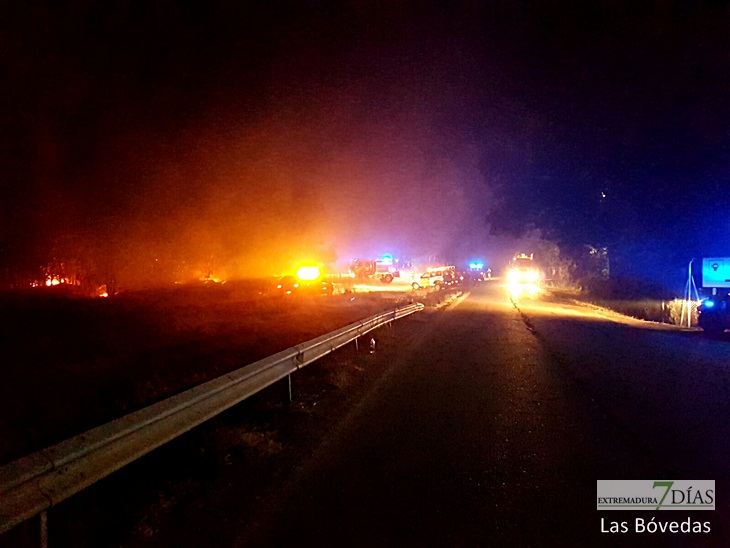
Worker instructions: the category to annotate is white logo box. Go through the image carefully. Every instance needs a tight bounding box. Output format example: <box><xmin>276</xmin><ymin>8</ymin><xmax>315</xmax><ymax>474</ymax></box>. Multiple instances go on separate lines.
<box><xmin>597</xmin><ymin>480</ymin><xmax>715</xmax><ymax>511</ymax></box>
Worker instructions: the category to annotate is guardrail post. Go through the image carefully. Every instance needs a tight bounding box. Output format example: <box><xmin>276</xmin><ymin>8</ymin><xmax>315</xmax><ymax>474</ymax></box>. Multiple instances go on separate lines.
<box><xmin>287</xmin><ymin>374</ymin><xmax>293</xmax><ymax>403</ymax></box>
<box><xmin>40</xmin><ymin>511</ymin><xmax>47</xmax><ymax>548</ymax></box>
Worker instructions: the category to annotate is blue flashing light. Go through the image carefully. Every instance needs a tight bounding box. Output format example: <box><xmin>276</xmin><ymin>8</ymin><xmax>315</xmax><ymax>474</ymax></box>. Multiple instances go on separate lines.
<box><xmin>381</xmin><ymin>254</ymin><xmax>393</xmax><ymax>264</ymax></box>
<box><xmin>469</xmin><ymin>261</ymin><xmax>484</xmax><ymax>271</ymax></box>
<box><xmin>703</xmin><ymin>299</ymin><xmax>715</xmax><ymax>308</ymax></box>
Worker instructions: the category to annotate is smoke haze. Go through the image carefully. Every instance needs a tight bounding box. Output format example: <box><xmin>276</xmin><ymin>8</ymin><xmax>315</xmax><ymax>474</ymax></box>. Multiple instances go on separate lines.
<box><xmin>2</xmin><ymin>4</ymin><xmax>503</xmax><ymax>287</ymax></box>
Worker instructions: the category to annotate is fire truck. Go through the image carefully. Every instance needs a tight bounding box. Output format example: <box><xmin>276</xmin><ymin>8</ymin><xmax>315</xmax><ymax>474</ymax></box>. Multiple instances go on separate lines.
<box><xmin>506</xmin><ymin>253</ymin><xmax>542</xmax><ymax>284</ymax></box>
<box><xmin>350</xmin><ymin>259</ymin><xmax>400</xmax><ymax>283</ymax></box>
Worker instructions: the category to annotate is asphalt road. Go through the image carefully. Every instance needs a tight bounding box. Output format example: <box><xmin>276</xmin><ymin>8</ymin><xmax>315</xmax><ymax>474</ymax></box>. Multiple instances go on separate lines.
<box><xmin>234</xmin><ymin>283</ymin><xmax>729</xmax><ymax>547</ymax></box>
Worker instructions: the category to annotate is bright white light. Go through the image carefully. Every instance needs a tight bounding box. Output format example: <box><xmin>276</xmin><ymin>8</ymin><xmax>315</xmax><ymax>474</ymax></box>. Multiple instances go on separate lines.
<box><xmin>296</xmin><ymin>266</ymin><xmax>321</xmax><ymax>281</ymax></box>
<box><xmin>508</xmin><ymin>283</ymin><xmax>540</xmax><ymax>299</ymax></box>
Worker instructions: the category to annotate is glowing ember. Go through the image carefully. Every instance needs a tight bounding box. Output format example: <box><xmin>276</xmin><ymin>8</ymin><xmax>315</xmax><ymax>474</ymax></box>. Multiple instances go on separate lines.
<box><xmin>200</xmin><ymin>276</ymin><xmax>224</xmax><ymax>284</ymax></box>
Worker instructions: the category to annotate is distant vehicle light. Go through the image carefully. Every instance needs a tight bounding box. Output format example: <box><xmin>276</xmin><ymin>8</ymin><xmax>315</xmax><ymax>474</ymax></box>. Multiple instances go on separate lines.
<box><xmin>296</xmin><ymin>266</ymin><xmax>321</xmax><ymax>281</ymax></box>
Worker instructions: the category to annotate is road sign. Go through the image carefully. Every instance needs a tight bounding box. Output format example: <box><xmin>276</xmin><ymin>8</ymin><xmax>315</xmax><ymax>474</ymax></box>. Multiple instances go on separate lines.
<box><xmin>702</xmin><ymin>258</ymin><xmax>730</xmax><ymax>288</ymax></box>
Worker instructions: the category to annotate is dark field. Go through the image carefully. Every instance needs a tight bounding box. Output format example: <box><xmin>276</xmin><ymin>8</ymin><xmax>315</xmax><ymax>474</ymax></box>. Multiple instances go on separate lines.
<box><xmin>1</xmin><ymin>282</ymin><xmax>457</xmax><ymax>548</ymax></box>
<box><xmin>0</xmin><ymin>281</ymin><xmax>420</xmax><ymax>466</ymax></box>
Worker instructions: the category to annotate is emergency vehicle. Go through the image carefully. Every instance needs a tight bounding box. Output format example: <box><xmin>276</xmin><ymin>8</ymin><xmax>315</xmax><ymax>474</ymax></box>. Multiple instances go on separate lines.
<box><xmin>411</xmin><ymin>265</ymin><xmax>456</xmax><ymax>290</ymax></box>
<box><xmin>350</xmin><ymin>259</ymin><xmax>400</xmax><ymax>283</ymax></box>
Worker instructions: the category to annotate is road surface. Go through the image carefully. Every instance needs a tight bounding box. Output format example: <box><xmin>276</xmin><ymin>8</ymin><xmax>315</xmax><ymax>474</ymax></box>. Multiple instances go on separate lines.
<box><xmin>232</xmin><ymin>283</ymin><xmax>729</xmax><ymax>547</ymax></box>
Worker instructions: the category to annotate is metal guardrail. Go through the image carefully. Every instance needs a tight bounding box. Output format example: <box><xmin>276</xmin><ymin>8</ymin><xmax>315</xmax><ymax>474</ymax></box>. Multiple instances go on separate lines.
<box><xmin>0</xmin><ymin>302</ymin><xmax>424</xmax><ymax>537</ymax></box>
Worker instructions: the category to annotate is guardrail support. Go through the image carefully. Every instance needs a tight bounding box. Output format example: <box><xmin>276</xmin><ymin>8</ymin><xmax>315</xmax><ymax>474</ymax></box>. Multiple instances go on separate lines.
<box><xmin>40</xmin><ymin>511</ymin><xmax>47</xmax><ymax>548</ymax></box>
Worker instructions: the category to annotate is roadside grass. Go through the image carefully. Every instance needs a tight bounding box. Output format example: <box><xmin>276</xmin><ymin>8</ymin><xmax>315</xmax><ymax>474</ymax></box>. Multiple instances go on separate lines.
<box><xmin>582</xmin><ymin>298</ymin><xmax>672</xmax><ymax>323</ymax></box>
<box><xmin>550</xmin><ymin>282</ymin><xmax>695</xmax><ymax>325</ymax></box>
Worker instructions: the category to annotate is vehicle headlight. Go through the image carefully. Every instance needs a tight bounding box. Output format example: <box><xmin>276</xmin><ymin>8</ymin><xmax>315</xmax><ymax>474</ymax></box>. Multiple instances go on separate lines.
<box><xmin>296</xmin><ymin>266</ymin><xmax>321</xmax><ymax>281</ymax></box>
<box><xmin>507</xmin><ymin>269</ymin><xmax>521</xmax><ymax>282</ymax></box>
<box><xmin>525</xmin><ymin>270</ymin><xmax>539</xmax><ymax>283</ymax></box>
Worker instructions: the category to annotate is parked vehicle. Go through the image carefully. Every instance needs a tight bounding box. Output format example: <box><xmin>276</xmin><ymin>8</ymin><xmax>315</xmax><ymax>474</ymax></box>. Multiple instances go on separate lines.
<box><xmin>411</xmin><ymin>266</ymin><xmax>456</xmax><ymax>290</ymax></box>
<box><xmin>275</xmin><ymin>271</ymin><xmax>333</xmax><ymax>296</ymax></box>
<box><xmin>698</xmin><ymin>295</ymin><xmax>730</xmax><ymax>335</ymax></box>
<box><xmin>350</xmin><ymin>259</ymin><xmax>400</xmax><ymax>283</ymax></box>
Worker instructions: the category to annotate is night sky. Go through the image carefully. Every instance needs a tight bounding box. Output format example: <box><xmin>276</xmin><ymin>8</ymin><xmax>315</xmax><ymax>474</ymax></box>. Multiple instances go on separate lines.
<box><xmin>2</xmin><ymin>2</ymin><xmax>729</xmax><ymax>289</ymax></box>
